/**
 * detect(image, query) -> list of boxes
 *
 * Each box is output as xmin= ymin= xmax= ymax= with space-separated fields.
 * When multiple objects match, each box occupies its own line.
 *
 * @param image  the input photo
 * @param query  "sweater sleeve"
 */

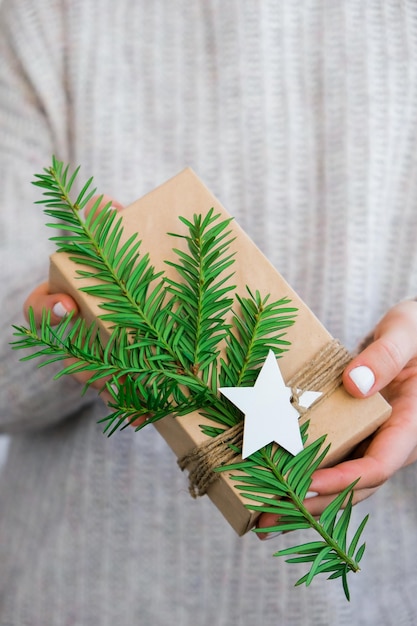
xmin=0 ymin=0 xmax=101 ymax=433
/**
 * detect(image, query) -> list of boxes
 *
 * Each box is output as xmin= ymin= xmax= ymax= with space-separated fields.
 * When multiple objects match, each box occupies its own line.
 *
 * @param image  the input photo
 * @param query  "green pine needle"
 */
xmin=11 ymin=157 xmax=368 ymax=599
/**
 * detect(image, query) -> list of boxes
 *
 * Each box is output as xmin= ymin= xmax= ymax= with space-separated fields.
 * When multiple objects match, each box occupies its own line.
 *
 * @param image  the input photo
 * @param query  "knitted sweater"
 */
xmin=1 ymin=1 xmax=417 ymax=624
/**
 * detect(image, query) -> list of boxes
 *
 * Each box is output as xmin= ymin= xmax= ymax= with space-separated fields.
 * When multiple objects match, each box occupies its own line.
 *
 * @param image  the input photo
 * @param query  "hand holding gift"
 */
xmin=24 ymin=275 xmax=417 ymax=523
xmin=15 ymin=159 xmax=397 ymax=598
xmin=293 ymin=300 xmax=417 ymax=520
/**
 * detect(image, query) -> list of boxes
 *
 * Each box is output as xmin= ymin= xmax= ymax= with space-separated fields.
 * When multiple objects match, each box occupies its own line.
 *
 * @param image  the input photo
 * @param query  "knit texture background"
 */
xmin=1 ymin=1 xmax=417 ymax=624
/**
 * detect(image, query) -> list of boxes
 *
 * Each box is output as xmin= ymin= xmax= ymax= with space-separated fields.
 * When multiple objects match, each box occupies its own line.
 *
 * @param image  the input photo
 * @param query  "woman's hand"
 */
xmin=258 ymin=299 xmax=417 ymax=536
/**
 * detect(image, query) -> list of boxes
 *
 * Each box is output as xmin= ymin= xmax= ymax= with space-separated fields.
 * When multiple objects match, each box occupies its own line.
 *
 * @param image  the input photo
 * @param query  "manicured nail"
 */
xmin=52 ymin=302 xmax=69 ymax=318
xmin=263 ymin=531 xmax=283 ymax=541
xmin=348 ymin=365 xmax=375 ymax=395
xmin=305 ymin=491 xmax=319 ymax=499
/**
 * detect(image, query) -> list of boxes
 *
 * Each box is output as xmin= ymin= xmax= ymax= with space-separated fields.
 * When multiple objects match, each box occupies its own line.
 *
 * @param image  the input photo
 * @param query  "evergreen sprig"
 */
xmin=216 ymin=423 xmax=366 ymax=601
xmin=165 ymin=211 xmax=236 ymax=378
xmin=11 ymin=157 xmax=368 ymax=599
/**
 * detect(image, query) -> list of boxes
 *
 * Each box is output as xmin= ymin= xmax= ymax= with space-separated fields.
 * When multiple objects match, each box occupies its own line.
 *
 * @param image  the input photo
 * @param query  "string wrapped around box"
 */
xmin=179 ymin=339 xmax=352 ymax=498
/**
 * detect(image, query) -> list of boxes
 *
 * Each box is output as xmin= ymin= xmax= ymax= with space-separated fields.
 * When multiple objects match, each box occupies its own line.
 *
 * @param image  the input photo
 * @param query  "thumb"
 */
xmin=343 ymin=300 xmax=417 ymax=397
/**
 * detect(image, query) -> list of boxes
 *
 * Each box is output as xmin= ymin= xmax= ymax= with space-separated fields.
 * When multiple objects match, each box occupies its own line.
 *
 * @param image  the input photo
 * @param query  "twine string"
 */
xmin=178 ymin=422 xmax=244 ymax=498
xmin=178 ymin=339 xmax=352 ymax=498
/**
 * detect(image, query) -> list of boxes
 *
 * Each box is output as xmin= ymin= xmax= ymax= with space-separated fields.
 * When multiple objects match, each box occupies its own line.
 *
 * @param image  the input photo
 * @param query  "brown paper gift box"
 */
xmin=49 ymin=168 xmax=392 ymax=536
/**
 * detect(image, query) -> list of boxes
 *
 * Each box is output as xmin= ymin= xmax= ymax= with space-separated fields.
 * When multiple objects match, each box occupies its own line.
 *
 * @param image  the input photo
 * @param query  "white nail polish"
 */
xmin=305 ymin=491 xmax=319 ymax=499
xmin=263 ymin=531 xmax=283 ymax=541
xmin=348 ymin=365 xmax=375 ymax=395
xmin=52 ymin=302 xmax=68 ymax=318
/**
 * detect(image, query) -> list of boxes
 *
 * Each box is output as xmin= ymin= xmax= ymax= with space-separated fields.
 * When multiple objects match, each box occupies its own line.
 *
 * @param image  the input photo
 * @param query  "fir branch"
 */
xmin=34 ymin=158 xmax=184 ymax=373
xmin=165 ymin=209 xmax=236 ymax=379
xmin=216 ymin=426 xmax=367 ymax=600
xmin=28 ymin=158 xmax=299 ymax=432
xmin=12 ymin=308 xmax=212 ymax=420
xmin=11 ymin=158 xmax=369 ymax=599
xmin=220 ymin=289 xmax=297 ymax=388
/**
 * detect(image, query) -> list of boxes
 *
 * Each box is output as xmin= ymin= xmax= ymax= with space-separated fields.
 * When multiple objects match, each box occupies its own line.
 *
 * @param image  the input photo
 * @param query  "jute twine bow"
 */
xmin=178 ymin=339 xmax=352 ymax=498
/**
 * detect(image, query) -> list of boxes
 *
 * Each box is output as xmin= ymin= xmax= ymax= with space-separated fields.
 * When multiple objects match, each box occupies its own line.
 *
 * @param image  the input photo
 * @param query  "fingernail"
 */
xmin=305 ymin=491 xmax=319 ymax=499
xmin=348 ymin=365 xmax=375 ymax=395
xmin=263 ymin=531 xmax=283 ymax=541
xmin=52 ymin=302 xmax=69 ymax=318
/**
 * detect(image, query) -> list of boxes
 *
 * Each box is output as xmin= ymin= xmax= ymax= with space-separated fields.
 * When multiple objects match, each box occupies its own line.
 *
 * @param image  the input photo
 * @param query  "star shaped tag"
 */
xmin=219 ymin=350 xmax=322 ymax=459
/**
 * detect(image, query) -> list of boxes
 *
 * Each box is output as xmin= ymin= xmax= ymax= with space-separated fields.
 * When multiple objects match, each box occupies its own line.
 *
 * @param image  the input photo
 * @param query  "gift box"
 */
xmin=49 ymin=168 xmax=391 ymax=536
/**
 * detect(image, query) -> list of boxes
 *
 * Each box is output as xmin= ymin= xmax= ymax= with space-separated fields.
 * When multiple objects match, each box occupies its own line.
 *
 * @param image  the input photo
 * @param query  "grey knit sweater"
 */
xmin=2 ymin=1 xmax=417 ymax=624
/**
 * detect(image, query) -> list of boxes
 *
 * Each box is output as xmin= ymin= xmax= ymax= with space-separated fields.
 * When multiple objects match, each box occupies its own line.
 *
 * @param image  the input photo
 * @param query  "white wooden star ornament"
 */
xmin=219 ymin=350 xmax=322 ymax=459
